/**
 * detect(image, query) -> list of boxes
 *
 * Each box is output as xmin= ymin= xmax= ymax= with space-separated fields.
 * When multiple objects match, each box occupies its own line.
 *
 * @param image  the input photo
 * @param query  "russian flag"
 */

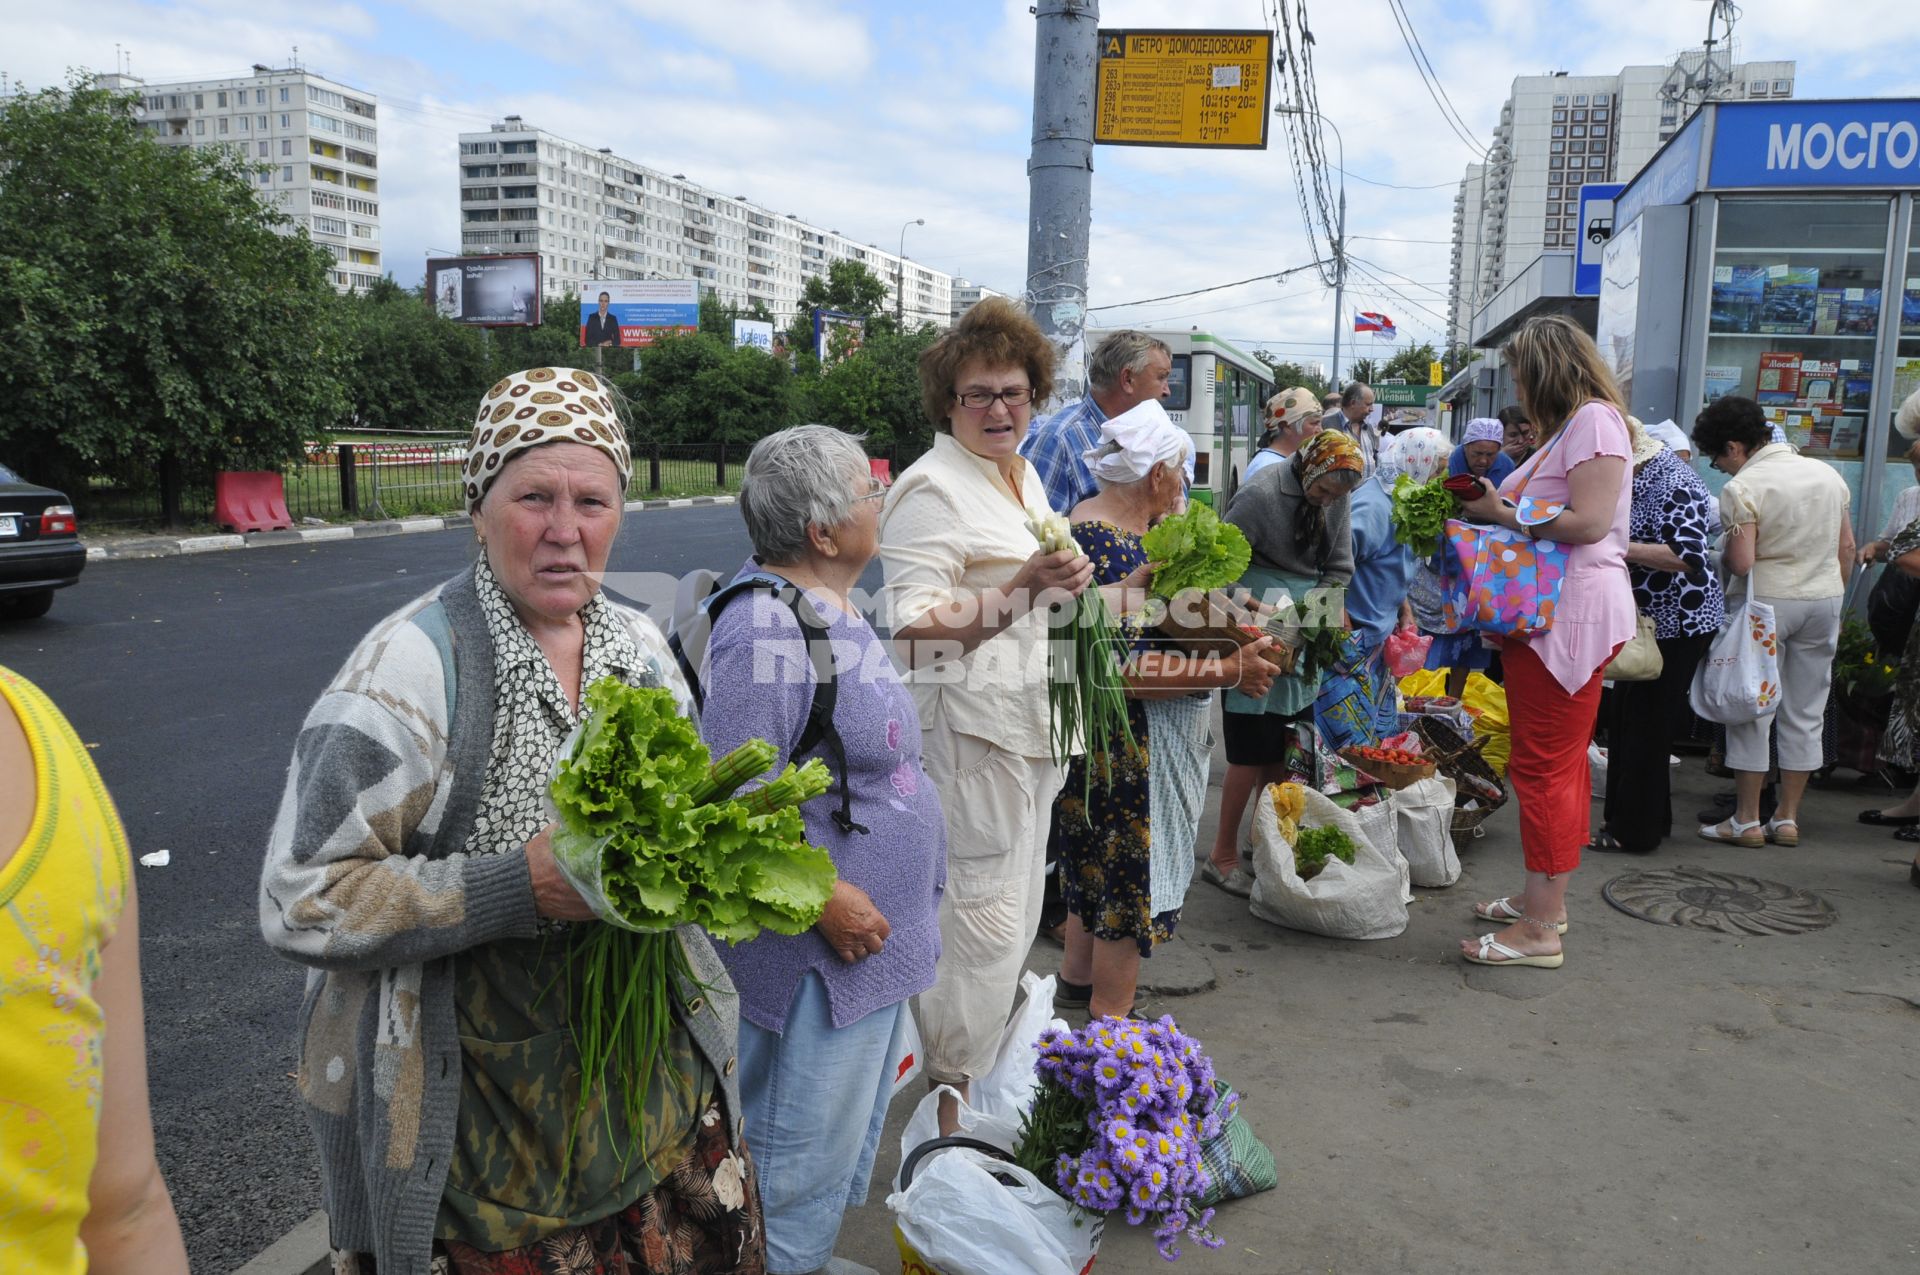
xmin=1354 ymin=311 xmax=1395 ymax=337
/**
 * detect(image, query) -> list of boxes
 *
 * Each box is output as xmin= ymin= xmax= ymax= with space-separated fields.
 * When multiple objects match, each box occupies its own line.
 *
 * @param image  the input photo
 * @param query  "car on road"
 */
xmin=0 ymin=462 xmax=85 ymax=619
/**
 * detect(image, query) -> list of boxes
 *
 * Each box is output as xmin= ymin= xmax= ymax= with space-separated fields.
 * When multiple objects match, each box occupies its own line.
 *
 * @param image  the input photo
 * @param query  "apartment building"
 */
xmin=108 ymin=66 xmax=382 ymax=293
xmin=457 ymin=117 xmax=955 ymax=327
xmin=1448 ymin=60 xmax=1795 ymax=344
xmin=950 ymin=278 xmax=1009 ymax=324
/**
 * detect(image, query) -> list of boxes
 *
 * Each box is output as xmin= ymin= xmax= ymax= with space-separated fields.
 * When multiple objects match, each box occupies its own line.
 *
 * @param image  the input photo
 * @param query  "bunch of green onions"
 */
xmin=564 ymin=742 xmax=831 ymax=1169
xmin=1028 ymin=507 xmax=1136 ymax=813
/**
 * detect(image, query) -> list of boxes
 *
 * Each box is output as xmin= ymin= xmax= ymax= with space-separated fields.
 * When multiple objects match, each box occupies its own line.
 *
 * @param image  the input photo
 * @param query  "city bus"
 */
xmin=1086 ymin=327 xmax=1276 ymax=508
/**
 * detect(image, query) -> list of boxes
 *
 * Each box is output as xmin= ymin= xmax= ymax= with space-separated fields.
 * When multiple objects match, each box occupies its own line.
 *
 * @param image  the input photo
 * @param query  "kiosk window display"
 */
xmin=1600 ymin=97 xmax=1920 ymax=533
xmin=1704 ymin=197 xmax=1892 ymax=509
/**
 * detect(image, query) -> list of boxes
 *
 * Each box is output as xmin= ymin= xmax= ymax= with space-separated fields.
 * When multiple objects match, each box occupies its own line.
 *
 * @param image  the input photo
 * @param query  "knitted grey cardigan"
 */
xmin=1224 ymin=458 xmax=1355 ymax=587
xmin=259 ymin=565 xmax=743 ymax=1273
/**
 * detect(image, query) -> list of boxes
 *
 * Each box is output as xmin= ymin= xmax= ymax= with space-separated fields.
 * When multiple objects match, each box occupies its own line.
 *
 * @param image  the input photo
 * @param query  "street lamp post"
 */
xmin=897 ymin=217 xmax=924 ymax=326
xmin=1274 ymin=104 xmax=1346 ymax=388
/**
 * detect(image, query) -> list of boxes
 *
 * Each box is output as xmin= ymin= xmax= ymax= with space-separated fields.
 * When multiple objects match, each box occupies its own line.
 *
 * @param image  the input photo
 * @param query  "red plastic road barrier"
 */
xmin=868 ymin=458 xmax=892 ymax=485
xmin=215 ymin=471 xmax=295 ymax=533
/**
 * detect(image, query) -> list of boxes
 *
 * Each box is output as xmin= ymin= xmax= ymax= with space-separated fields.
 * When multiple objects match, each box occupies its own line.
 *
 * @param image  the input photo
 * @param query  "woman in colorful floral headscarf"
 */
xmin=1204 ymin=429 xmax=1363 ymax=895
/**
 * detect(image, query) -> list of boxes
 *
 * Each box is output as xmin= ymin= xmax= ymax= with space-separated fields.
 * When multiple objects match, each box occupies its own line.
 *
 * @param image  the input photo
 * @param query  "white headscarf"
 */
xmin=1644 ymin=418 xmax=1691 ymax=454
xmin=1378 ymin=427 xmax=1449 ymax=486
xmin=1082 ymin=399 xmax=1194 ymax=488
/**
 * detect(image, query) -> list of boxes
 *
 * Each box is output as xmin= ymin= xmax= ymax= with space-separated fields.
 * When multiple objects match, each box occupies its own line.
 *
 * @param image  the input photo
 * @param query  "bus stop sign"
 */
xmin=1095 ymin=29 xmax=1273 ymax=149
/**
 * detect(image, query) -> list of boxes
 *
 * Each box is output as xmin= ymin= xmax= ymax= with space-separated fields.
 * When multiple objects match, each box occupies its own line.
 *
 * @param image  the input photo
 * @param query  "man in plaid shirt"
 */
xmin=1020 ymin=330 xmax=1174 ymax=513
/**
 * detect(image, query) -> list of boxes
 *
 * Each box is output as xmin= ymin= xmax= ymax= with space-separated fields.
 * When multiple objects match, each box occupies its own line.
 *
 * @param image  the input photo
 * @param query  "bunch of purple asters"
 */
xmin=1013 ymin=1013 xmax=1235 ymax=1261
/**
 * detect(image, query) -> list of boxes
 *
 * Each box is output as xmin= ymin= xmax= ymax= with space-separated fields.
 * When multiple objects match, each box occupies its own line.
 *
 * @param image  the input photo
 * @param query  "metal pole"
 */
xmin=1025 ymin=0 xmax=1099 ymax=401
xmin=897 ymin=218 xmax=923 ymax=327
xmin=1330 ymin=184 xmax=1346 ymax=389
xmin=1276 ymin=103 xmax=1345 ymax=389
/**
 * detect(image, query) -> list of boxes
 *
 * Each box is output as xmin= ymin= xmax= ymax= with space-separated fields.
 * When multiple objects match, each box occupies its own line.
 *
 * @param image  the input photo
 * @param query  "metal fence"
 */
xmin=75 ymin=440 xmax=778 ymax=530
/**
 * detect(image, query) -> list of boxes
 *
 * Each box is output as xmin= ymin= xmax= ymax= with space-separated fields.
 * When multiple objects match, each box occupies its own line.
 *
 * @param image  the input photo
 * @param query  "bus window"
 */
xmin=1166 ymin=354 xmax=1192 ymax=411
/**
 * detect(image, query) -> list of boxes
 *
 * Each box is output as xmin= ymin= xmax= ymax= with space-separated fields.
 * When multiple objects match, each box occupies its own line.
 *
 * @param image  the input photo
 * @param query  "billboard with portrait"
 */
xmin=426 ymin=254 xmax=542 ymax=327
xmin=813 ymin=308 xmax=867 ymax=364
xmin=579 ymin=280 xmax=700 ymax=349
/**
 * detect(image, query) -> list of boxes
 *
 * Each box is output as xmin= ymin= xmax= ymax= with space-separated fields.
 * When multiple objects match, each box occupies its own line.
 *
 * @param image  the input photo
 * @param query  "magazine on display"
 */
xmin=1757 ymin=351 xmax=1803 ymax=405
xmin=1704 ymin=365 xmax=1743 ymax=402
xmin=1710 ymin=263 xmax=1767 ymax=333
xmin=1758 ymin=267 xmax=1820 ymax=335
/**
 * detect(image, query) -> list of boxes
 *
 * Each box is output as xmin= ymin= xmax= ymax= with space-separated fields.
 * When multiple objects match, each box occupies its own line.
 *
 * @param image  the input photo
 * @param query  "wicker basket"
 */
xmin=1411 ymin=717 xmax=1508 ymax=834
xmin=1337 ymin=748 xmax=1437 ymax=790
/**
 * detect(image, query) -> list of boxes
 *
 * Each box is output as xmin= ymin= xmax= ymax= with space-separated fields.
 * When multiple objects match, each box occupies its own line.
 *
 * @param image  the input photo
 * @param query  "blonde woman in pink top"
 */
xmin=1451 ymin=316 xmax=1636 ymax=969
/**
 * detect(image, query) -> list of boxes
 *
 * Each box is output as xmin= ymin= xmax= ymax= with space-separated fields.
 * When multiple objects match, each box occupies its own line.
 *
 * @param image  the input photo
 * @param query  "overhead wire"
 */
xmin=1382 ymin=0 xmax=1488 ymax=159
xmin=1087 ymin=259 xmax=1333 ymax=313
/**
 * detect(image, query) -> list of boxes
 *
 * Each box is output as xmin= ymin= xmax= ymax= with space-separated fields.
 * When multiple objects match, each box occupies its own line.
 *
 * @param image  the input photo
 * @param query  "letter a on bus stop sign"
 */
xmin=1094 ymin=29 xmax=1273 ymax=149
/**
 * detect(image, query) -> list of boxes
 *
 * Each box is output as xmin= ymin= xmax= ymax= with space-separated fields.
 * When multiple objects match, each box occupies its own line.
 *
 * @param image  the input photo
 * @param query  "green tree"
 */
xmin=1252 ymin=353 xmax=1330 ymax=398
xmin=1345 ymin=358 xmax=1380 ymax=385
xmin=338 ymin=278 xmax=487 ymax=432
xmin=1377 ymin=342 xmax=1442 ymax=388
xmin=802 ymin=324 xmax=941 ymax=456
xmin=629 ymin=331 xmax=796 ymax=446
xmin=783 ymin=259 xmax=893 ymax=354
xmin=0 ymin=76 xmax=347 ymax=513
xmin=698 ymin=291 xmax=775 ymax=340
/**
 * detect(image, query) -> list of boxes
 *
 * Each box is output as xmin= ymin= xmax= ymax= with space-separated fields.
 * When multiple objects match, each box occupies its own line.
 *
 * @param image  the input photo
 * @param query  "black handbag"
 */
xmin=1867 ymin=564 xmax=1920 ymax=657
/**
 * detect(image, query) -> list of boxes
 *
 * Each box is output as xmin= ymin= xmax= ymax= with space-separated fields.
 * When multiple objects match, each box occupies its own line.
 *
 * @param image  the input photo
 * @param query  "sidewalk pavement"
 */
xmin=82 ymin=495 xmax=736 ymax=561
xmin=238 ymin=739 xmax=1920 ymax=1275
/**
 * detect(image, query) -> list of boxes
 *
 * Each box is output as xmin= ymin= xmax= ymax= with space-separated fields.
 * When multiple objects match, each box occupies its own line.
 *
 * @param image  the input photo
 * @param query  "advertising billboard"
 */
xmin=426 ymin=254 xmax=542 ymax=327
xmin=579 ymin=280 xmax=700 ymax=348
xmin=732 ymin=319 xmax=775 ymax=352
xmin=813 ymin=309 xmax=867 ymax=364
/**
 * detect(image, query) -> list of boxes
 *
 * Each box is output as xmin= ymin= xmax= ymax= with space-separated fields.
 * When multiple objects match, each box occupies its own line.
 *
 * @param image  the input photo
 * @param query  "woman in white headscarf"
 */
xmin=1048 ymin=402 xmax=1278 ymax=1020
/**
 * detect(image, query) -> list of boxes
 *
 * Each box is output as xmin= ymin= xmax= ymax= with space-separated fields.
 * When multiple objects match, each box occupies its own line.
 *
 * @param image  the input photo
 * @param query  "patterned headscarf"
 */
xmin=1463 ymin=417 xmax=1505 ymax=445
xmin=465 ymin=367 xmax=631 ymax=511
xmin=1378 ymin=427 xmax=1449 ymax=486
xmin=1289 ymin=428 xmax=1365 ymax=563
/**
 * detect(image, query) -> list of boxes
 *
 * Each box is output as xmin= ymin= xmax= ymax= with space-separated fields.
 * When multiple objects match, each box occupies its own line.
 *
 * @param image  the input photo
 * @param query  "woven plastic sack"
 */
xmin=1248 ymin=786 xmax=1410 ymax=940
xmin=1389 ymin=776 xmax=1461 ymax=887
xmin=1195 ymin=1079 xmax=1277 ymax=1207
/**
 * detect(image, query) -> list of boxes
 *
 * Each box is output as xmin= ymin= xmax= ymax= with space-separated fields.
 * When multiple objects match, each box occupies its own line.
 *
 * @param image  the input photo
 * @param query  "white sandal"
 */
xmin=1464 ymin=932 xmax=1565 ymax=969
xmin=1698 ymin=816 xmax=1764 ymax=847
xmin=1765 ymin=818 xmax=1800 ymax=847
xmin=1471 ymin=897 xmax=1569 ymax=935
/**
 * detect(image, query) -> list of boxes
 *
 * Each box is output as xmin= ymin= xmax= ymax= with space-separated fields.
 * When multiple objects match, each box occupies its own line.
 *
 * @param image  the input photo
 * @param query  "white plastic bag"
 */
xmin=1588 ymin=741 xmax=1607 ymax=800
xmin=893 ymin=972 xmax=1060 ymax=1190
xmin=1689 ymin=599 xmax=1780 ymax=725
xmin=887 ymin=1145 xmax=1102 ymax=1275
xmin=1389 ymin=776 xmax=1460 ymax=888
xmin=1248 ymin=786 xmax=1412 ymax=939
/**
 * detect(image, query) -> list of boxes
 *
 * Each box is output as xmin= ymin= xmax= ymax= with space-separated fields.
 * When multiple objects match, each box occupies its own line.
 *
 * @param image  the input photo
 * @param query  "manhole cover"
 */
xmin=1602 ymin=866 xmax=1837 ymax=936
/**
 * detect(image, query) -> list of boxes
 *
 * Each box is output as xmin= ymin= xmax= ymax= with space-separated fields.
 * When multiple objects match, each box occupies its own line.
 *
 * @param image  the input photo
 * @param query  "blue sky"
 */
xmin=9 ymin=0 xmax=1920 ymax=368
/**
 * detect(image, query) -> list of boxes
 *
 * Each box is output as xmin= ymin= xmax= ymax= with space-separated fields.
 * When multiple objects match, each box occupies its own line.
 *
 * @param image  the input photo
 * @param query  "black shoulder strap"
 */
xmin=704 ymin=575 xmax=867 ymax=836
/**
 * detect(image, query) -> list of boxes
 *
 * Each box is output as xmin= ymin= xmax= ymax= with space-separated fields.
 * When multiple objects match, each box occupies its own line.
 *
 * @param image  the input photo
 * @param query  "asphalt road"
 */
xmin=0 ymin=505 xmax=762 ymax=1272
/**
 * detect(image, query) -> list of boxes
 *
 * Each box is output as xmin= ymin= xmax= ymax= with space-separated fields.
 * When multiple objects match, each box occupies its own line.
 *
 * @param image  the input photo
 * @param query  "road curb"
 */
xmin=232 ymin=1209 xmax=329 ymax=1275
xmin=82 ymin=496 xmax=736 ymax=562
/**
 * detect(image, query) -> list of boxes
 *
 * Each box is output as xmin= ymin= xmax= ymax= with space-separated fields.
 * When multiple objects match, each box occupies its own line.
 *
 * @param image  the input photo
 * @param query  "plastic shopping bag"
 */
xmin=1382 ymin=626 xmax=1434 ymax=677
xmin=1248 ymin=786 xmax=1411 ymax=939
xmin=893 ymin=972 xmax=1059 ymax=1188
xmin=889 ymin=1144 xmax=1102 ymax=1275
xmin=1459 ymin=674 xmax=1511 ymax=777
xmin=1689 ymin=599 xmax=1780 ymax=725
xmin=1389 ymin=775 xmax=1461 ymax=888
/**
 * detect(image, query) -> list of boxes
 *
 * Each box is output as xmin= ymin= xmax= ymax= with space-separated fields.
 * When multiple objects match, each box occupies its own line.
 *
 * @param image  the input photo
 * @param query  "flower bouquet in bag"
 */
xmin=546 ymin=677 xmax=837 ymax=1163
xmin=1013 ymin=1015 xmax=1236 ymax=1261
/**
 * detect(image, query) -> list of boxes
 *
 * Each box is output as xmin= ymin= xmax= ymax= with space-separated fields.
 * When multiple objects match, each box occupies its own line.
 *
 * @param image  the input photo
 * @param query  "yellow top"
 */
xmin=0 ymin=665 xmax=130 ymax=1275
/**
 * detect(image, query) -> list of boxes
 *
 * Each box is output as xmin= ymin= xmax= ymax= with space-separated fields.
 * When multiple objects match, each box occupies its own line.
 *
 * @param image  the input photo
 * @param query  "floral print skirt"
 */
xmin=334 ymin=1112 xmax=764 ymax=1275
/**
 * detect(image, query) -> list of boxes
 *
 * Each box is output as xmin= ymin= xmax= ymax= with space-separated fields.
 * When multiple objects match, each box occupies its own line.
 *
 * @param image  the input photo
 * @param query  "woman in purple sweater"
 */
xmin=699 ymin=425 xmax=945 ymax=1275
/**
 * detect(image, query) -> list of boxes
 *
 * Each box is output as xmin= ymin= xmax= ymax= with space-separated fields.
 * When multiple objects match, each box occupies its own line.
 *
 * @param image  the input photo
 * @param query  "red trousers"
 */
xmin=1502 ymin=638 xmax=1609 ymax=875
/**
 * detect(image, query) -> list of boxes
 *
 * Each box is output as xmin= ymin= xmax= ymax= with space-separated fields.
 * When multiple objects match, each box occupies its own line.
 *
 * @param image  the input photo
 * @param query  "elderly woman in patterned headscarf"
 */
xmin=261 ymin=368 xmax=766 ymax=1275
xmin=1204 ymin=430 xmax=1364 ymax=894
